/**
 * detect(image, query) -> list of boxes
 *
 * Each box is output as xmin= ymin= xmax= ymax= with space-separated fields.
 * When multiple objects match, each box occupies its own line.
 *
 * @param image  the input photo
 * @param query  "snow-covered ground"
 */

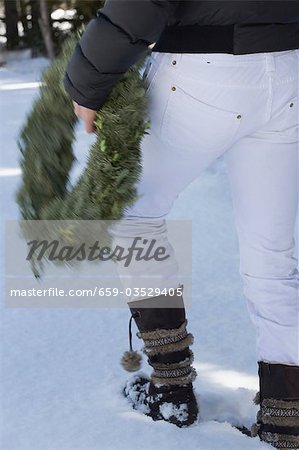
xmin=0 ymin=57 xmax=270 ymax=450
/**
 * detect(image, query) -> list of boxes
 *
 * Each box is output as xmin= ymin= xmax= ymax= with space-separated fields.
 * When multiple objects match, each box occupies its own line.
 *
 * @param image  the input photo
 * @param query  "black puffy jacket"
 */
xmin=64 ymin=1 xmax=299 ymax=111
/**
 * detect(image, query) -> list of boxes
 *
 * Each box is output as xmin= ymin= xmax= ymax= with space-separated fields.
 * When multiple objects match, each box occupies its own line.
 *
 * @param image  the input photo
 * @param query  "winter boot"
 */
xmin=121 ymin=286 xmax=199 ymax=427
xmin=251 ymin=362 xmax=299 ymax=449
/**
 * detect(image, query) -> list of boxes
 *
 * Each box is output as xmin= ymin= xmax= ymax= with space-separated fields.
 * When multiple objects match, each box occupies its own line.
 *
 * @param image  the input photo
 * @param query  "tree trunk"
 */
xmin=31 ymin=1 xmax=41 ymax=40
xmin=4 ymin=0 xmax=19 ymax=49
xmin=24 ymin=0 xmax=43 ymax=53
xmin=38 ymin=0 xmax=55 ymax=60
xmin=19 ymin=0 xmax=29 ymax=39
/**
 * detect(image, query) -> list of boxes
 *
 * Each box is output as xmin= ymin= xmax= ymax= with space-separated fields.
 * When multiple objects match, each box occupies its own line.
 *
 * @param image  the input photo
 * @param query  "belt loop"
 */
xmin=169 ymin=53 xmax=183 ymax=79
xmin=265 ymin=53 xmax=275 ymax=73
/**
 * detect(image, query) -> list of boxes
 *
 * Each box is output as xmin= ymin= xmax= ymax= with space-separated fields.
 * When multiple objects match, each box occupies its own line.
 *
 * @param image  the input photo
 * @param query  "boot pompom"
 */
xmin=121 ymin=350 xmax=142 ymax=372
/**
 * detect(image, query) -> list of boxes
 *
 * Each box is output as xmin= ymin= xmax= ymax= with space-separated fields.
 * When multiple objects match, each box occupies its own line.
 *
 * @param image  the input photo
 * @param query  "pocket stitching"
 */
xmin=161 ymin=85 xmax=242 ymax=150
xmin=143 ymin=59 xmax=160 ymax=96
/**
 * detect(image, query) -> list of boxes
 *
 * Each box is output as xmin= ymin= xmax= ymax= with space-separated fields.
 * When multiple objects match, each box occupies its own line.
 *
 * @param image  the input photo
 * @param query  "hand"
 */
xmin=73 ymin=101 xmax=97 ymax=134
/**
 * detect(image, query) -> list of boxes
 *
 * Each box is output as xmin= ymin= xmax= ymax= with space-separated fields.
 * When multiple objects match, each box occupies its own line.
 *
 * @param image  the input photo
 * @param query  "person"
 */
xmin=64 ymin=1 xmax=299 ymax=448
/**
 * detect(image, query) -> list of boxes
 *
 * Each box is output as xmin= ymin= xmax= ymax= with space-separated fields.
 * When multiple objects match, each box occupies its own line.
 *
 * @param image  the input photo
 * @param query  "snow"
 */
xmin=159 ymin=402 xmax=189 ymax=422
xmin=123 ymin=374 xmax=151 ymax=415
xmin=0 ymin=57 xmax=271 ymax=450
xmin=51 ymin=9 xmax=76 ymax=21
xmin=51 ymin=8 xmax=76 ymax=31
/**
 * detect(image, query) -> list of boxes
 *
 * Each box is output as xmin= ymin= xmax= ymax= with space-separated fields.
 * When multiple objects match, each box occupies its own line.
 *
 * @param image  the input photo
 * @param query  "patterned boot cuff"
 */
xmin=137 ymin=320 xmax=194 ymax=356
xmin=251 ymin=393 xmax=299 ymax=449
xmin=259 ymin=432 xmax=299 ymax=449
xmin=150 ymin=351 xmax=197 ymax=386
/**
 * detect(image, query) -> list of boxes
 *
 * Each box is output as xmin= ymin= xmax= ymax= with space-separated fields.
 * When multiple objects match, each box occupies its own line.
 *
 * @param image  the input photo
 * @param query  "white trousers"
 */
xmin=111 ymin=49 xmax=299 ymax=366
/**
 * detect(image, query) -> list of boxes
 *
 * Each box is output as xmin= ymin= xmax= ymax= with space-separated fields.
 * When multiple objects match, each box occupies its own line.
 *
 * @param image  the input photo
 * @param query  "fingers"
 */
xmin=83 ymin=109 xmax=96 ymax=133
xmin=73 ymin=100 xmax=78 ymax=114
xmin=73 ymin=101 xmax=97 ymax=134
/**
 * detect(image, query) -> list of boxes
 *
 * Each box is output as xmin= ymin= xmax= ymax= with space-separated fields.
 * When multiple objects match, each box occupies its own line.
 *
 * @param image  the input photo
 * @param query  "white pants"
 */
xmin=111 ymin=49 xmax=299 ymax=366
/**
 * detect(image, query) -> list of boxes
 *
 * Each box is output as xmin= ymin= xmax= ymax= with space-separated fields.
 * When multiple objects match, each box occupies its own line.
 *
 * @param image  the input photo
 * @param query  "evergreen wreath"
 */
xmin=16 ymin=32 xmax=150 ymax=277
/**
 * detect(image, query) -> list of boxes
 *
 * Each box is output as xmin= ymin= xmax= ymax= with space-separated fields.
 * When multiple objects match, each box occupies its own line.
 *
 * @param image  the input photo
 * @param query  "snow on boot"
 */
xmin=124 ymin=373 xmax=198 ymax=427
xmin=251 ymin=362 xmax=299 ymax=449
xmin=122 ymin=286 xmax=199 ymax=428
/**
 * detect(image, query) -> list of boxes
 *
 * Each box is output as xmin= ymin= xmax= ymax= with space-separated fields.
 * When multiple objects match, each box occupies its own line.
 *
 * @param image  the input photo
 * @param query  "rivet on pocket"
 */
xmin=236 ymin=114 xmax=242 ymax=120
xmin=171 ymin=86 xmax=176 ymax=91
xmin=289 ymin=102 xmax=294 ymax=108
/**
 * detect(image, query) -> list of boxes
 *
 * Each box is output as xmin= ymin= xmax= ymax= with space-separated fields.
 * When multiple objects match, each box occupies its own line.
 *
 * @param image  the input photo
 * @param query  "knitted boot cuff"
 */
xmin=251 ymin=392 xmax=299 ymax=448
xmin=259 ymin=431 xmax=299 ymax=449
xmin=137 ymin=320 xmax=194 ymax=356
xmin=151 ymin=367 xmax=197 ymax=386
xmin=150 ymin=351 xmax=197 ymax=386
xmin=252 ymin=394 xmax=299 ymax=428
xmin=261 ymin=398 xmax=299 ymax=427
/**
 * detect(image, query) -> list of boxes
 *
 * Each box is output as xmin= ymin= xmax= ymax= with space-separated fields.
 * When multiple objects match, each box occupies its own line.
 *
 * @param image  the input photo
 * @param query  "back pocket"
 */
xmin=160 ymin=85 xmax=242 ymax=152
xmin=257 ymin=94 xmax=298 ymax=144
